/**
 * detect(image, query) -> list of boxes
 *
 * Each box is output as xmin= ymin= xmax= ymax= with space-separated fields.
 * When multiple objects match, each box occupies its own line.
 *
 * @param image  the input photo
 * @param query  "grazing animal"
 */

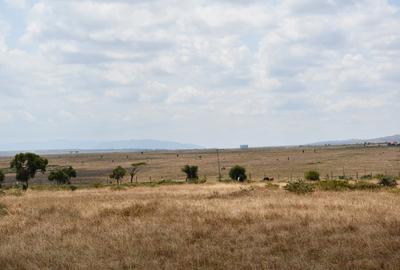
xmin=263 ymin=177 xmax=274 ymax=181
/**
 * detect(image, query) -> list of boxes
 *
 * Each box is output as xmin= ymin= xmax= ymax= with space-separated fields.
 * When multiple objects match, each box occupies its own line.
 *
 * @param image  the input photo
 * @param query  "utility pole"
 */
xmin=216 ymin=149 xmax=222 ymax=181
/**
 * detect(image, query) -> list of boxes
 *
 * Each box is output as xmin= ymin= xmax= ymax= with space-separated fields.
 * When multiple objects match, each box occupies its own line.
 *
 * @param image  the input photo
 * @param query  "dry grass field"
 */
xmin=1 ymin=183 xmax=400 ymax=269
xmin=1 ymin=145 xmax=399 ymax=185
xmin=1 ymin=145 xmax=400 ymax=269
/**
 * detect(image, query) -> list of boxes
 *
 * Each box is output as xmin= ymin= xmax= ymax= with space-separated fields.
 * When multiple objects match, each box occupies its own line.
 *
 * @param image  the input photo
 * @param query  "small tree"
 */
xmin=182 ymin=165 xmax=199 ymax=181
xmin=10 ymin=153 xmax=48 ymax=189
xmin=129 ymin=162 xmax=146 ymax=183
xmin=0 ymin=170 xmax=4 ymax=188
xmin=110 ymin=166 xmax=127 ymax=185
xmin=305 ymin=170 xmax=320 ymax=181
xmin=48 ymin=166 xmax=77 ymax=185
xmin=229 ymin=165 xmax=247 ymax=182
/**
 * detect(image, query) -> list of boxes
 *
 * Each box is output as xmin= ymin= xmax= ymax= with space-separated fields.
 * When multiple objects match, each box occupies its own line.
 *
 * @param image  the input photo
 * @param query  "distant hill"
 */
xmin=0 ymin=139 xmax=203 ymax=153
xmin=311 ymin=134 xmax=400 ymax=146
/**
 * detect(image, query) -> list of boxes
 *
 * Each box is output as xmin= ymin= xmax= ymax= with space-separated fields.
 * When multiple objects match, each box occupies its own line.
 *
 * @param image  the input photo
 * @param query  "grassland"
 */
xmin=1 ymin=183 xmax=400 ymax=269
xmin=0 ymin=145 xmax=399 ymax=269
xmin=1 ymin=145 xmax=399 ymax=185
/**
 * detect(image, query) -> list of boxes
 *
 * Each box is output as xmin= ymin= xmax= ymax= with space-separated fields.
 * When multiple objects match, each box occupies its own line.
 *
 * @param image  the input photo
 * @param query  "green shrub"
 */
xmin=304 ymin=170 xmax=320 ymax=181
xmin=378 ymin=176 xmax=397 ymax=187
xmin=351 ymin=181 xmax=381 ymax=190
xmin=360 ymin=174 xmax=373 ymax=180
xmin=0 ymin=203 xmax=8 ymax=216
xmin=229 ymin=166 xmax=247 ymax=182
xmin=338 ymin=175 xmax=353 ymax=180
xmin=91 ymin=183 xmax=104 ymax=189
xmin=285 ymin=180 xmax=315 ymax=194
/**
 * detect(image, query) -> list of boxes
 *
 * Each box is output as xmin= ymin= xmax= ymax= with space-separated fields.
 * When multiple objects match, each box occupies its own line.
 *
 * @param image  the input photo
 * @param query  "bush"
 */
xmin=229 ymin=165 xmax=247 ymax=182
xmin=315 ymin=180 xmax=382 ymax=191
xmin=0 ymin=203 xmax=8 ymax=216
xmin=378 ymin=176 xmax=397 ymax=187
xmin=0 ymin=170 xmax=4 ymax=188
xmin=360 ymin=174 xmax=373 ymax=180
xmin=48 ymin=166 xmax=77 ymax=185
xmin=91 ymin=183 xmax=104 ymax=189
xmin=351 ymin=181 xmax=381 ymax=190
xmin=304 ymin=170 xmax=320 ymax=181
xmin=284 ymin=180 xmax=315 ymax=194
xmin=181 ymin=165 xmax=199 ymax=181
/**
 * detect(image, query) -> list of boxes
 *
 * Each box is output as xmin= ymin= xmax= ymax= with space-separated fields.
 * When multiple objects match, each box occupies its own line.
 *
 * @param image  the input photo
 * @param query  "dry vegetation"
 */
xmin=1 ymin=145 xmax=399 ymax=185
xmin=0 ymin=145 xmax=399 ymax=269
xmin=1 ymin=183 xmax=400 ymax=269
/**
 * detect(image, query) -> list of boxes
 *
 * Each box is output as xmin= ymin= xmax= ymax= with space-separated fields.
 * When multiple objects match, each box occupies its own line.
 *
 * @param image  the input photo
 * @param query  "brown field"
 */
xmin=1 ymin=145 xmax=399 ymax=186
xmin=0 ymin=146 xmax=400 ymax=269
xmin=1 ymin=183 xmax=400 ymax=269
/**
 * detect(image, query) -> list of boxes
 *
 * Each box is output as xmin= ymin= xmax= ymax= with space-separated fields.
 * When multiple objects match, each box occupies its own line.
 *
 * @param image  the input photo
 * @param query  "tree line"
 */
xmin=0 ymin=152 xmax=252 ymax=189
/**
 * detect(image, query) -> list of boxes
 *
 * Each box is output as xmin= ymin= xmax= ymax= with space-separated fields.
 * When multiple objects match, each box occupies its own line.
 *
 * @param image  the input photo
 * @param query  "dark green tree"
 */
xmin=10 ymin=153 xmax=48 ymax=189
xmin=129 ymin=162 xmax=146 ymax=183
xmin=110 ymin=166 xmax=127 ymax=185
xmin=48 ymin=166 xmax=77 ymax=185
xmin=378 ymin=175 xmax=397 ymax=187
xmin=0 ymin=170 xmax=4 ymax=188
xmin=182 ymin=165 xmax=199 ymax=181
xmin=229 ymin=165 xmax=247 ymax=182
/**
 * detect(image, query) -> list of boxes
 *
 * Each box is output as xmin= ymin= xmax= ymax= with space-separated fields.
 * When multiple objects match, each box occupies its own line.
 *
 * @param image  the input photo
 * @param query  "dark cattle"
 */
xmin=263 ymin=177 xmax=274 ymax=181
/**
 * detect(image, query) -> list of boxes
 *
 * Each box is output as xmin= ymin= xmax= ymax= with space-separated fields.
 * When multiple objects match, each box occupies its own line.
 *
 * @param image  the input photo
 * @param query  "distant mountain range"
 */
xmin=0 ymin=139 xmax=203 ymax=153
xmin=311 ymin=134 xmax=400 ymax=146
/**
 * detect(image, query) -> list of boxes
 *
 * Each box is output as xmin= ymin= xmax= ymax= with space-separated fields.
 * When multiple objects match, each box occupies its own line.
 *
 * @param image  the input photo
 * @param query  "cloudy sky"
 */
xmin=0 ymin=0 xmax=399 ymax=148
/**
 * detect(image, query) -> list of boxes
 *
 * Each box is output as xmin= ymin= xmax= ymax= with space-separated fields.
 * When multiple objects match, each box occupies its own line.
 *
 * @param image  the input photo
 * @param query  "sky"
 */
xmin=0 ymin=0 xmax=399 ymax=148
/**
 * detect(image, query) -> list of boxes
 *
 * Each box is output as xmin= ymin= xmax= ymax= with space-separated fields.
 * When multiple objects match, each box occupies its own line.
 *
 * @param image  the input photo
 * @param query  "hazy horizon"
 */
xmin=1 ymin=0 xmax=399 ymax=148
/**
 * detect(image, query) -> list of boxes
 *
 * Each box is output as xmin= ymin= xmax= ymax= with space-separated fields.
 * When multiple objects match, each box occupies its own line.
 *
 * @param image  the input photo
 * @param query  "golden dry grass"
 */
xmin=1 ymin=183 xmax=400 ymax=269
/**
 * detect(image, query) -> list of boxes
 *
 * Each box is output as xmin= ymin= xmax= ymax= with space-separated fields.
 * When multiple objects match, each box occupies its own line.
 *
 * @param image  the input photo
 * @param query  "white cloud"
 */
xmin=0 ymin=0 xmax=399 ymax=147
xmin=5 ymin=0 xmax=28 ymax=9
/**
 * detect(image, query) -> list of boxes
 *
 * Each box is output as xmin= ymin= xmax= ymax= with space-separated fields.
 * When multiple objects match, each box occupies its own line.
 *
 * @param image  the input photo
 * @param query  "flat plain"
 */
xmin=1 ymin=145 xmax=399 ymax=185
xmin=1 ymin=145 xmax=400 ymax=270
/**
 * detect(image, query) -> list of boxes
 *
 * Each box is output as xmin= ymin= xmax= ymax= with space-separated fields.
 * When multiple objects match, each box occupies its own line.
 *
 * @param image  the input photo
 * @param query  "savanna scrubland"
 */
xmin=0 ymin=145 xmax=400 ymax=269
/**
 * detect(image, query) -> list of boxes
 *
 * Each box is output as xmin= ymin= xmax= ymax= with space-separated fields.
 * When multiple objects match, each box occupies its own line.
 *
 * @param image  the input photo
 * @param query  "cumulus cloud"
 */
xmin=0 ymin=0 xmax=399 ymax=147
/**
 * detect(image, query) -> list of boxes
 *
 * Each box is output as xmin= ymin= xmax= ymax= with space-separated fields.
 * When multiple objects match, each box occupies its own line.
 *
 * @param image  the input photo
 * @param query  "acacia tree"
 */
xmin=129 ymin=162 xmax=146 ymax=183
xmin=0 ymin=170 xmax=4 ymax=188
xmin=10 ymin=153 xmax=48 ymax=189
xmin=182 ymin=165 xmax=199 ymax=181
xmin=110 ymin=166 xmax=127 ymax=185
xmin=48 ymin=166 xmax=77 ymax=185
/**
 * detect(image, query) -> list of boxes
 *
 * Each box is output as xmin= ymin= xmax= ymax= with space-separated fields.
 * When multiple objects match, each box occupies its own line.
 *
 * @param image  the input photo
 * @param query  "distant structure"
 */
xmin=240 ymin=145 xmax=249 ymax=149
